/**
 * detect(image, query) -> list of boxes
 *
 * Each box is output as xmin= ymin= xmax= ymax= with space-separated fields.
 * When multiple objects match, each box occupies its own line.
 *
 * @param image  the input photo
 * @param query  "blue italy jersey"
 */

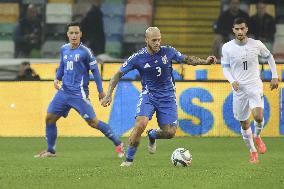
xmin=120 ymin=46 xmax=186 ymax=99
xmin=56 ymin=43 xmax=100 ymax=98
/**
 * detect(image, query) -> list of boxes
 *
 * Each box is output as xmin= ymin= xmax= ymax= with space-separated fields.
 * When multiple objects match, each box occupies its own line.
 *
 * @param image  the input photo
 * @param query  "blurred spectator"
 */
xmin=13 ymin=4 xmax=42 ymax=58
xmin=212 ymin=0 xmax=250 ymax=58
xmin=16 ymin=61 xmax=40 ymax=81
xmin=81 ymin=0 xmax=105 ymax=55
xmin=250 ymin=1 xmax=276 ymax=51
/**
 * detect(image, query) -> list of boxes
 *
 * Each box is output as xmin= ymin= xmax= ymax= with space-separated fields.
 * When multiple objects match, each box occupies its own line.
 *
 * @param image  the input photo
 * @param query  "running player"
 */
xmin=35 ymin=22 xmax=124 ymax=158
xmin=101 ymin=27 xmax=216 ymax=166
xmin=221 ymin=17 xmax=278 ymax=163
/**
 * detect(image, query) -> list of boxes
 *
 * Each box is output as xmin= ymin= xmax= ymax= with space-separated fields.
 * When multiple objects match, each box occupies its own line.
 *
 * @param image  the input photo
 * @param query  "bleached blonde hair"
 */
xmin=145 ymin=27 xmax=160 ymax=38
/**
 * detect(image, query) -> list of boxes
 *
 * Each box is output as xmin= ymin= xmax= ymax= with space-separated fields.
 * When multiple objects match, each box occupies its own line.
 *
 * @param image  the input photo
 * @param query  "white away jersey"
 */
xmin=221 ymin=38 xmax=271 ymax=84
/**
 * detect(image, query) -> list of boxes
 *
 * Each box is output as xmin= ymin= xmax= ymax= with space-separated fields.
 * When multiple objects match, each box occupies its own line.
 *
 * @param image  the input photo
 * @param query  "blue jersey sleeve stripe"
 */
xmin=221 ymin=64 xmax=230 ymax=68
xmin=262 ymin=53 xmax=271 ymax=59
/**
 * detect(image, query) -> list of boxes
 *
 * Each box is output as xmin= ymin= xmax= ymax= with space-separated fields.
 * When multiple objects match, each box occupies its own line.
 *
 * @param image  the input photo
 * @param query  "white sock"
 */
xmin=254 ymin=119 xmax=264 ymax=137
xmin=241 ymin=127 xmax=257 ymax=153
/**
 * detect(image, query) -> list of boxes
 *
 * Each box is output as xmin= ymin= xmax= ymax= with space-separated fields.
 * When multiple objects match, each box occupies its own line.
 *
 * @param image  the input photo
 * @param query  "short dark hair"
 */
xmin=233 ymin=17 xmax=248 ymax=27
xmin=67 ymin=21 xmax=81 ymax=30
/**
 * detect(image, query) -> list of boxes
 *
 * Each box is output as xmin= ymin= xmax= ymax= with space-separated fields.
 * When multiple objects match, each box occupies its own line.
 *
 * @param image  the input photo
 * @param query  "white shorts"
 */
xmin=233 ymin=82 xmax=264 ymax=121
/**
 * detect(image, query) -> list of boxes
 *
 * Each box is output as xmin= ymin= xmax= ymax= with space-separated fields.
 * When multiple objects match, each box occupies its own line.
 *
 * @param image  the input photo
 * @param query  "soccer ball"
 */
xmin=171 ymin=148 xmax=192 ymax=167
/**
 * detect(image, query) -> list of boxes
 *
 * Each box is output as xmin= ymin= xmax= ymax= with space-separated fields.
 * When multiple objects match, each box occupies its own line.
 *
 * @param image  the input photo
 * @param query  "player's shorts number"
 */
xmin=156 ymin=66 xmax=162 ymax=77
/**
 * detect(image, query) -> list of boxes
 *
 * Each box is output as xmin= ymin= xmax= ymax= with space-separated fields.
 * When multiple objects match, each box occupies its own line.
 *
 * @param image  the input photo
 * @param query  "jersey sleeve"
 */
xmin=221 ymin=44 xmax=230 ymax=68
xmin=85 ymin=48 xmax=103 ymax=93
xmin=169 ymin=46 xmax=186 ymax=63
xmin=257 ymin=40 xmax=271 ymax=59
xmin=120 ymin=53 xmax=137 ymax=75
xmin=85 ymin=48 xmax=98 ymax=70
xmin=56 ymin=48 xmax=64 ymax=80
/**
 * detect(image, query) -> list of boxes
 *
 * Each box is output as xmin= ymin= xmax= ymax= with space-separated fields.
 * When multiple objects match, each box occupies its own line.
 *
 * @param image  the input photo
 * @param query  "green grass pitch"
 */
xmin=0 ymin=137 xmax=284 ymax=189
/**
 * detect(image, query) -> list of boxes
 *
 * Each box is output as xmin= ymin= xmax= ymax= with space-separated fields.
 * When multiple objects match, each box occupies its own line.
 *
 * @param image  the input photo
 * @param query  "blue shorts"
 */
xmin=136 ymin=93 xmax=177 ymax=126
xmin=47 ymin=90 xmax=96 ymax=120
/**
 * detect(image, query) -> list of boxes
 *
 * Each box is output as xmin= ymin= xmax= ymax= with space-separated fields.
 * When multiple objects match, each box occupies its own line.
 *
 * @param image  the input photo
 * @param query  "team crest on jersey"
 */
xmin=162 ymin=55 xmax=168 ymax=64
xmin=144 ymin=63 xmax=151 ymax=68
xmin=74 ymin=54 xmax=80 ymax=61
xmin=64 ymin=55 xmax=67 ymax=59
xmin=122 ymin=61 xmax=128 ymax=67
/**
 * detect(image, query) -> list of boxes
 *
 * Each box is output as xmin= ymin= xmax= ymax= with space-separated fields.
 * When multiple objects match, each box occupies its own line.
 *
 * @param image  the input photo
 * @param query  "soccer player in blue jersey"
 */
xmin=35 ymin=22 xmax=124 ymax=158
xmin=101 ymin=27 xmax=217 ymax=166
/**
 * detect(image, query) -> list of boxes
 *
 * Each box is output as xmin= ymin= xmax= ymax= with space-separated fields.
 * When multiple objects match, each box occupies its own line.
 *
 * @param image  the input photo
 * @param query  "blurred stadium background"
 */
xmin=1 ymin=1 xmax=284 ymax=189
xmin=0 ymin=0 xmax=284 ymax=137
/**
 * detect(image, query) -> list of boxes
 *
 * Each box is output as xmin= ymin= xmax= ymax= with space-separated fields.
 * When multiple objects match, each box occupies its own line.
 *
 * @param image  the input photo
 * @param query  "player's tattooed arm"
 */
xmin=101 ymin=71 xmax=123 ymax=107
xmin=184 ymin=55 xmax=217 ymax=66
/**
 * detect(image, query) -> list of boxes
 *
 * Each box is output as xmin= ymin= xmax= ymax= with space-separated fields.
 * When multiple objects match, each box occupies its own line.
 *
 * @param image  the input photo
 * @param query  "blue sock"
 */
xmin=126 ymin=146 xmax=137 ymax=162
xmin=46 ymin=123 xmax=57 ymax=153
xmin=98 ymin=121 xmax=121 ymax=146
xmin=149 ymin=129 xmax=157 ymax=139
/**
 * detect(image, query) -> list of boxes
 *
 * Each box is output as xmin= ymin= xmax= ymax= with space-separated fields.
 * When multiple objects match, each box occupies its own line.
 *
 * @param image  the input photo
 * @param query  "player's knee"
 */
xmin=135 ymin=119 xmax=148 ymax=130
xmin=240 ymin=120 xmax=250 ymax=129
xmin=129 ymin=139 xmax=139 ymax=147
xmin=167 ymin=128 xmax=176 ymax=139
xmin=88 ymin=119 xmax=99 ymax=128
xmin=254 ymin=115 xmax=263 ymax=123
xmin=45 ymin=114 xmax=57 ymax=124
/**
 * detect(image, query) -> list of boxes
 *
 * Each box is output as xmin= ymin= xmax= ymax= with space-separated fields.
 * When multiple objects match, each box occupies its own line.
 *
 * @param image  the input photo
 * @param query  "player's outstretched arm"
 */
xmin=184 ymin=55 xmax=217 ymax=66
xmin=101 ymin=71 xmax=123 ymax=107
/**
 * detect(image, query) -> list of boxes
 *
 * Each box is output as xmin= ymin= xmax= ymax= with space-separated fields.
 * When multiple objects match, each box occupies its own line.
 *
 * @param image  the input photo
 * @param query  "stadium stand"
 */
xmin=22 ymin=0 xmax=46 ymax=4
xmin=0 ymin=23 xmax=16 ymax=40
xmin=273 ymin=24 xmax=284 ymax=59
xmin=48 ymin=0 xmax=74 ymax=3
xmin=154 ymin=0 xmax=220 ymax=58
xmin=0 ymin=3 xmax=19 ymax=23
xmin=122 ymin=0 xmax=152 ymax=57
xmin=44 ymin=24 xmax=67 ymax=40
xmin=72 ymin=3 xmax=91 ymax=21
xmin=101 ymin=0 xmax=125 ymax=57
xmin=46 ymin=3 xmax=72 ymax=24
xmin=0 ymin=40 xmax=14 ymax=58
xmin=41 ymin=40 xmax=65 ymax=58
xmin=249 ymin=3 xmax=276 ymax=17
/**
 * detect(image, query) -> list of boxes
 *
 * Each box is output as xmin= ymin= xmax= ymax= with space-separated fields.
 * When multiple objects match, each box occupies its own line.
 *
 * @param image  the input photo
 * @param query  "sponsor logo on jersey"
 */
xmin=83 ymin=114 xmax=89 ymax=119
xmin=144 ymin=63 xmax=151 ymax=68
xmin=162 ymin=55 xmax=168 ymax=64
xmin=64 ymin=55 xmax=67 ymax=59
xmin=74 ymin=54 xmax=80 ymax=61
xmin=154 ymin=60 xmax=158 ymax=64
xmin=122 ymin=61 xmax=128 ymax=67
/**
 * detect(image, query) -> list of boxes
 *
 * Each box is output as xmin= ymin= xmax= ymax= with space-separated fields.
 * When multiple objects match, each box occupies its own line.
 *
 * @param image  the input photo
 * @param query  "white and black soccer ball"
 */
xmin=171 ymin=148 xmax=192 ymax=167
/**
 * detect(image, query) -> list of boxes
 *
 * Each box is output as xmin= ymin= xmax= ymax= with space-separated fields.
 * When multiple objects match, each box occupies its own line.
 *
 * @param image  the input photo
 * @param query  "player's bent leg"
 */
xmin=121 ymin=116 xmax=149 ymax=166
xmin=87 ymin=118 xmax=124 ymax=158
xmin=147 ymin=125 xmax=176 ymax=154
xmin=252 ymin=107 xmax=266 ymax=154
xmin=35 ymin=113 xmax=60 ymax=158
xmin=240 ymin=120 xmax=259 ymax=163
